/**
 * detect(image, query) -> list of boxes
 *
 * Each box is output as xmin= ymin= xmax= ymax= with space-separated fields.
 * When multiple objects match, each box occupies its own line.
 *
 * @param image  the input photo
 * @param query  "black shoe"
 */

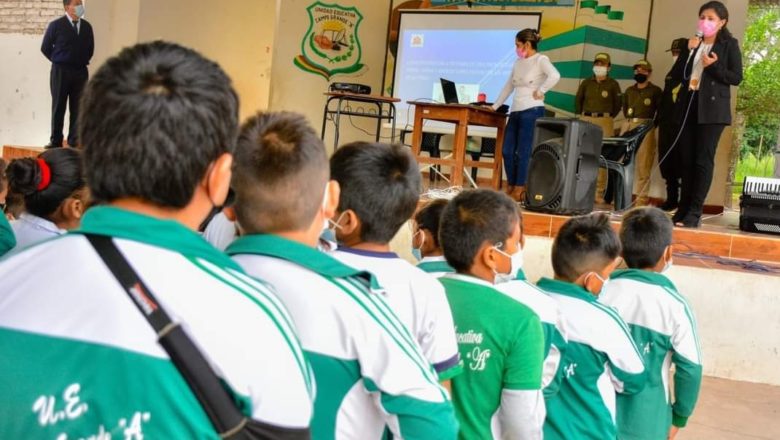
xmin=659 ymin=200 xmax=679 ymax=211
xmin=671 ymin=209 xmax=687 ymax=224
xmin=676 ymin=214 xmax=701 ymax=228
xmin=45 ymin=141 xmax=63 ymax=149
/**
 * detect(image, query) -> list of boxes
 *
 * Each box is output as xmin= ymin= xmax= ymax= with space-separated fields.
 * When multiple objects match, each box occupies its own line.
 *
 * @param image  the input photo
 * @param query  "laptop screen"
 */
xmin=440 ymin=78 xmax=459 ymax=104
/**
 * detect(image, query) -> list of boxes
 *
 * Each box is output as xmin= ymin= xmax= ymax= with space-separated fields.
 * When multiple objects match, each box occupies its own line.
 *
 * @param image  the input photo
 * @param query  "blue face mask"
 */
xmin=411 ymin=230 xmax=424 ymax=261
xmin=74 ymin=4 xmax=85 ymax=18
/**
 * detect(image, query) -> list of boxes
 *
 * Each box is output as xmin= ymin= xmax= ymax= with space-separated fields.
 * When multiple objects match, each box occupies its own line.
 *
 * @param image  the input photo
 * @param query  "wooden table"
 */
xmin=407 ymin=101 xmax=507 ymax=189
xmin=321 ymin=92 xmax=401 ymax=149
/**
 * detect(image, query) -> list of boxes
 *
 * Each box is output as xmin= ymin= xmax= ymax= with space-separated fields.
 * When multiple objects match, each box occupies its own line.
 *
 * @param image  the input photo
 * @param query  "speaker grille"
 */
xmin=526 ymin=139 xmax=565 ymax=209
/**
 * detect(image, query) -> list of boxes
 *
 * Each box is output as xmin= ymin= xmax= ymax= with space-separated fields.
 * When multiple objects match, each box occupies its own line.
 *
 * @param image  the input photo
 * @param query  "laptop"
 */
xmin=440 ymin=78 xmax=460 ymax=104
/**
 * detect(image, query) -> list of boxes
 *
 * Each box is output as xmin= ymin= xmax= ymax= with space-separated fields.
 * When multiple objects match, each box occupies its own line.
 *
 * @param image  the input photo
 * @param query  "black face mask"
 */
xmin=634 ymin=73 xmax=648 ymax=84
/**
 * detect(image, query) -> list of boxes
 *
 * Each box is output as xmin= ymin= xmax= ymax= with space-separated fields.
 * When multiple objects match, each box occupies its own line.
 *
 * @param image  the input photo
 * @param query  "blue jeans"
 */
xmin=502 ymin=106 xmax=545 ymax=186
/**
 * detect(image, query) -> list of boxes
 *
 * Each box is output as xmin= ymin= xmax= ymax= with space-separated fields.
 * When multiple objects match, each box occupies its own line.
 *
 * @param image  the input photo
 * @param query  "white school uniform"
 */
xmin=10 ymin=213 xmax=65 ymax=252
xmin=0 ymin=207 xmax=313 ymax=438
xmin=201 ymin=211 xmax=238 ymax=251
xmin=227 ymin=234 xmax=458 ymax=439
xmin=330 ymin=247 xmax=462 ymax=379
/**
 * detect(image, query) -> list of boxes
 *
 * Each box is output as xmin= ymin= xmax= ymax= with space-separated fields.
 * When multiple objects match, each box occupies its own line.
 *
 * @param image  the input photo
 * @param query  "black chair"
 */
xmin=599 ymin=122 xmax=654 ymax=211
xmin=469 ymin=138 xmax=497 ymax=182
xmin=401 ymin=130 xmax=445 ymax=182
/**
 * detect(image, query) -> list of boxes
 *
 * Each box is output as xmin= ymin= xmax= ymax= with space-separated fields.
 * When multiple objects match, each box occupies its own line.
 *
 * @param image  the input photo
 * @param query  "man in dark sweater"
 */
xmin=41 ymin=0 xmax=94 ymax=148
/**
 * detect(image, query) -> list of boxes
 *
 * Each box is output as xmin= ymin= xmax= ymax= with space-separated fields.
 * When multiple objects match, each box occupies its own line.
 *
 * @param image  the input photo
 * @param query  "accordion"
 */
xmin=739 ymin=177 xmax=780 ymax=235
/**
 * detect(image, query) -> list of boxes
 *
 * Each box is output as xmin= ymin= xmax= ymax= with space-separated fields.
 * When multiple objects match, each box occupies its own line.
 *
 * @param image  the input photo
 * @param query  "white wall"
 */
xmin=0 ymin=34 xmax=53 ymax=146
xmin=137 ymin=0 xmax=276 ymax=120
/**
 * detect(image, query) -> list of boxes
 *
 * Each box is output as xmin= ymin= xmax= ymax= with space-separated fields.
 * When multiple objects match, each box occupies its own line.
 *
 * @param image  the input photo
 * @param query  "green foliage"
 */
xmin=732 ymin=152 xmax=776 ymax=194
xmin=736 ymin=4 xmax=780 ymax=159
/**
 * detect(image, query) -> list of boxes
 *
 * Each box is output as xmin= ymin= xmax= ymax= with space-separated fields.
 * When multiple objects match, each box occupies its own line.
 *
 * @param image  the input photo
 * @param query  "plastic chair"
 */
xmin=599 ymin=122 xmax=654 ymax=211
xmin=401 ymin=130 xmax=445 ymax=182
xmin=469 ymin=138 xmax=496 ymax=182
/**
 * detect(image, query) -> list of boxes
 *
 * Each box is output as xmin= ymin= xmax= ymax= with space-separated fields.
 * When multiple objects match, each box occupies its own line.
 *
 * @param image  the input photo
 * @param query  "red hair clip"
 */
xmin=36 ymin=158 xmax=51 ymax=191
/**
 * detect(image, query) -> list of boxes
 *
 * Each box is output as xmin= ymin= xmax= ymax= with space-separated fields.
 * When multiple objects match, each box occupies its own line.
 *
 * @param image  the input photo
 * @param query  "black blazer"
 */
xmin=672 ymin=34 xmax=743 ymax=125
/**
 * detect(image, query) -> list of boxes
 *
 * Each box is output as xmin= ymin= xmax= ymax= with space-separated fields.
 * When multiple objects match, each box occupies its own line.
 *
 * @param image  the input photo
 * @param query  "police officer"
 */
xmin=575 ymin=52 xmax=622 ymax=204
xmin=657 ymin=38 xmax=688 ymax=210
xmin=621 ymin=60 xmax=662 ymax=206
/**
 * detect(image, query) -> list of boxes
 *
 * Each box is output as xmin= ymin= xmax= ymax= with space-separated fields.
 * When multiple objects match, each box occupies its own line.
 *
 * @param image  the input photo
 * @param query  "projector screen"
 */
xmin=392 ymin=11 xmax=541 ymax=134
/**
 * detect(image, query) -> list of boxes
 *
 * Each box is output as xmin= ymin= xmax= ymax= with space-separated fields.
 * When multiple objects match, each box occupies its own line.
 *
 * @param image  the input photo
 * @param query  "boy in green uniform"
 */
xmin=540 ymin=213 xmax=646 ymax=440
xmin=622 ymin=60 xmax=663 ymax=206
xmin=439 ymin=189 xmax=545 ymax=439
xmin=575 ymin=52 xmax=622 ymax=204
xmin=600 ymin=207 xmax=702 ymax=440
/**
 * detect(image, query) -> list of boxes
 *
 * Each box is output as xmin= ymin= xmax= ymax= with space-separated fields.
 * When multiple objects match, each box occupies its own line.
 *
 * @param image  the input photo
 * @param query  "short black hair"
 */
xmin=620 ymin=207 xmax=673 ymax=269
xmin=415 ymin=198 xmax=448 ymax=248
xmin=6 ymin=148 xmax=84 ymax=219
xmin=79 ymin=41 xmax=239 ymax=208
xmin=232 ymin=111 xmax=329 ymax=234
xmin=552 ymin=213 xmax=621 ymax=281
xmin=439 ymin=189 xmax=518 ymax=273
xmin=330 ymin=142 xmax=421 ymax=244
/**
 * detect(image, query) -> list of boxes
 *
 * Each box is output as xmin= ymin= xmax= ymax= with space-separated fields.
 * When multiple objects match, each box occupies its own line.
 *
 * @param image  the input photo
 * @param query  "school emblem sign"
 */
xmin=294 ymin=2 xmax=365 ymax=80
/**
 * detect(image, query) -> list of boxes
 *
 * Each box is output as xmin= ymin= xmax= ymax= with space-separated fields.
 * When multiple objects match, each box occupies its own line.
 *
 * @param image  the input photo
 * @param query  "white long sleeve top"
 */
xmin=493 ymin=53 xmax=561 ymax=112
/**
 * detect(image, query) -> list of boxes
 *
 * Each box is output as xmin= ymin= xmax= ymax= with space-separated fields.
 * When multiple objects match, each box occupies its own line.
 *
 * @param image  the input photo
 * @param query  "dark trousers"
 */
xmin=678 ymin=98 xmax=726 ymax=220
xmin=658 ymin=117 xmax=682 ymax=202
xmin=502 ymin=106 xmax=545 ymax=186
xmin=50 ymin=64 xmax=88 ymax=146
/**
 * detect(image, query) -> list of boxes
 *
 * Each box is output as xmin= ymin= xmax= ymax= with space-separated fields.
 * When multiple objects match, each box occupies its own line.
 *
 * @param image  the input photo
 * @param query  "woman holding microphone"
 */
xmin=673 ymin=1 xmax=742 ymax=228
xmin=493 ymin=28 xmax=560 ymax=202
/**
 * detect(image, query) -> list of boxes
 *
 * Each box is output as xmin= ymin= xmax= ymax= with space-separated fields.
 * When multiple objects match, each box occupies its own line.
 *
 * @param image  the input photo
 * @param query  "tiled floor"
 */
xmin=681 ymin=376 xmax=780 ymax=440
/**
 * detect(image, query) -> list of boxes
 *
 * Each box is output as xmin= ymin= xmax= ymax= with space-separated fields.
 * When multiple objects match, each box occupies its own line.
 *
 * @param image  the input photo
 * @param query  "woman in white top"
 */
xmin=7 ymin=148 xmax=86 ymax=252
xmin=493 ymin=29 xmax=560 ymax=202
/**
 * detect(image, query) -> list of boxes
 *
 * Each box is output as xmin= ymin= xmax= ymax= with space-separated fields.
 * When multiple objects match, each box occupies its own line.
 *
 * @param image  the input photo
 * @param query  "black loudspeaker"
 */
xmin=525 ymin=118 xmax=603 ymax=215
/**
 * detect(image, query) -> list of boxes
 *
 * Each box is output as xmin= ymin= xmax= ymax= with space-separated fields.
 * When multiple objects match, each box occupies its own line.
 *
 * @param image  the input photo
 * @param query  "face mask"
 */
xmin=698 ymin=19 xmax=720 ymax=38
xmin=634 ymin=73 xmax=648 ymax=84
xmin=492 ymin=244 xmax=524 ymax=284
xmin=587 ymin=272 xmax=609 ymax=295
xmin=672 ymin=55 xmax=679 ymax=63
xmin=74 ymin=4 xmax=85 ymax=18
xmin=329 ymin=211 xmax=346 ymax=232
xmin=412 ymin=230 xmax=425 ymax=261
xmin=516 ymin=47 xmax=527 ymax=59
xmin=593 ymin=66 xmax=608 ymax=77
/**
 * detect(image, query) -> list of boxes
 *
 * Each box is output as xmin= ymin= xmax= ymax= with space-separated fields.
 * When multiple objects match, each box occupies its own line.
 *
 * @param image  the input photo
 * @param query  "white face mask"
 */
xmin=661 ymin=258 xmax=673 ymax=274
xmin=74 ymin=4 xmax=85 ymax=18
xmin=672 ymin=55 xmax=679 ymax=63
xmin=492 ymin=244 xmax=524 ymax=284
xmin=587 ymin=272 xmax=609 ymax=295
xmin=593 ymin=66 xmax=608 ymax=77
xmin=329 ymin=211 xmax=347 ymax=232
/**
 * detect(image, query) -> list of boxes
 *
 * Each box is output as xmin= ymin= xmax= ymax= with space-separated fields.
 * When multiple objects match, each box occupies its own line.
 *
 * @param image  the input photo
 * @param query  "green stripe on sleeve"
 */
xmin=0 ymin=214 xmax=15 ymax=257
xmin=671 ymin=351 xmax=703 ymax=425
xmin=363 ymin=378 xmax=458 ymax=440
xmin=189 ymin=258 xmax=314 ymax=396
